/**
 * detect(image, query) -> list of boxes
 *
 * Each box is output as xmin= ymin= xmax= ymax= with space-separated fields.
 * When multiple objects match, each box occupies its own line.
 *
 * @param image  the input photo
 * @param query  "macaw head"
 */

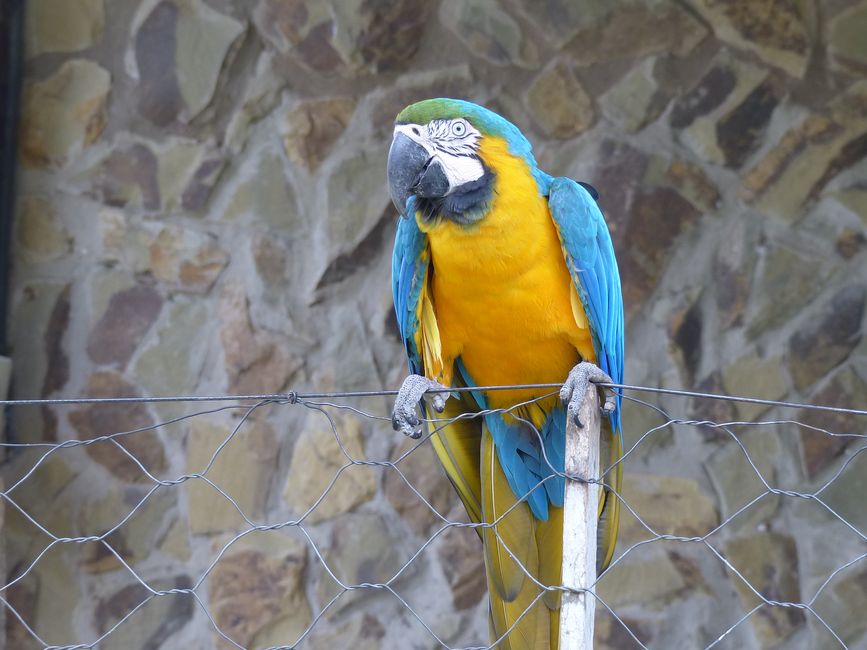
xmin=387 ymin=98 xmax=540 ymax=226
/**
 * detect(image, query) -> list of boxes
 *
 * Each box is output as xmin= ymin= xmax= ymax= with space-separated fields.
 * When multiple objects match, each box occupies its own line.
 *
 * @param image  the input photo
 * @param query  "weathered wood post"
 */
xmin=559 ymin=383 xmax=600 ymax=649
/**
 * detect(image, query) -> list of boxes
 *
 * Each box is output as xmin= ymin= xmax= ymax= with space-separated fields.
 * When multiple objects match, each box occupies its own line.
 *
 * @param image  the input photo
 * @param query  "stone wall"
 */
xmin=4 ymin=0 xmax=867 ymax=648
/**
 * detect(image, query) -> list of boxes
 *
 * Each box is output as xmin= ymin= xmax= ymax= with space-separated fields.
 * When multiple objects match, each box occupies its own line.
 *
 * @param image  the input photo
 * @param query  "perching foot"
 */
xmin=392 ymin=375 xmax=451 ymax=439
xmin=560 ymin=362 xmax=616 ymax=427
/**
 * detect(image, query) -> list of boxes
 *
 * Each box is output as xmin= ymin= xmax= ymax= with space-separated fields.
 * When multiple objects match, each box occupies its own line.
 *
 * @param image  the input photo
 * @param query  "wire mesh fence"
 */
xmin=1 ymin=383 xmax=866 ymax=649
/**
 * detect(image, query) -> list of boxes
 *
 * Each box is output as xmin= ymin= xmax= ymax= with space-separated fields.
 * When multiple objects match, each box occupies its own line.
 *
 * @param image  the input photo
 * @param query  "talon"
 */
xmin=392 ymin=374 xmax=452 ymax=438
xmin=561 ymin=361 xmax=616 ymax=425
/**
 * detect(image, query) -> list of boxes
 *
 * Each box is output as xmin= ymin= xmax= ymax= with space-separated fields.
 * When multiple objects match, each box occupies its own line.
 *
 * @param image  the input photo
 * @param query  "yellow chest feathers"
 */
xmin=414 ymin=137 xmax=595 ymax=398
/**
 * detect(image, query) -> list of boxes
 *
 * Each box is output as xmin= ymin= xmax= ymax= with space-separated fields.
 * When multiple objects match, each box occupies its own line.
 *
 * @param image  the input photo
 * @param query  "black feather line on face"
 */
xmin=416 ymin=166 xmax=495 ymax=226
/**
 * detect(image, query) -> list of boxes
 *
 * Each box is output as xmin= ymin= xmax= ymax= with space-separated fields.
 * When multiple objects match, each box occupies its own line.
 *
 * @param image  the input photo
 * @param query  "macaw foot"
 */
xmin=392 ymin=375 xmax=451 ymax=439
xmin=561 ymin=361 xmax=617 ymax=428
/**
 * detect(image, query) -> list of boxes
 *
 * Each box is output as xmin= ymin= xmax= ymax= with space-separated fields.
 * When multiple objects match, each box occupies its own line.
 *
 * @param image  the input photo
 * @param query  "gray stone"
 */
xmin=95 ymin=576 xmax=194 ymax=649
xmin=133 ymin=0 xmax=244 ymax=125
xmin=687 ymin=0 xmax=813 ymax=77
xmin=705 ymin=427 xmax=782 ymax=531
xmin=440 ymin=0 xmax=538 ymax=68
xmin=747 ymin=244 xmax=828 ymax=340
xmin=316 ymin=512 xmax=405 ymax=617
xmin=599 ymin=59 xmax=666 ymax=133
xmin=788 ymin=285 xmax=865 ymax=391
xmin=86 ymin=283 xmax=163 ymax=367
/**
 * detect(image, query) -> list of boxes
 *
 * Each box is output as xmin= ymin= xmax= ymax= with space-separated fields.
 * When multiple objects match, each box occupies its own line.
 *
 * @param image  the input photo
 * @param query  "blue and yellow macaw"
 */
xmin=388 ymin=99 xmax=624 ymax=649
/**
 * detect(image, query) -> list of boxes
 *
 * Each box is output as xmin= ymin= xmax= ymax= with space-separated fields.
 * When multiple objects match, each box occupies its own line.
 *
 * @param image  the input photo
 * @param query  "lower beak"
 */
xmin=387 ymin=133 xmax=450 ymax=217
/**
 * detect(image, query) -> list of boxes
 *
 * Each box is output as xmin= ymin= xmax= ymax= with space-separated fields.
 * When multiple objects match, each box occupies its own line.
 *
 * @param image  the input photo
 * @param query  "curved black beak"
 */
xmin=387 ymin=132 xmax=450 ymax=217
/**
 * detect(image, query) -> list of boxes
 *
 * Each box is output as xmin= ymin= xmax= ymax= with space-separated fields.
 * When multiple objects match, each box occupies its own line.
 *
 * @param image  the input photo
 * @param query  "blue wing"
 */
xmin=391 ymin=198 xmax=428 ymax=376
xmin=547 ymin=177 xmax=625 ymax=433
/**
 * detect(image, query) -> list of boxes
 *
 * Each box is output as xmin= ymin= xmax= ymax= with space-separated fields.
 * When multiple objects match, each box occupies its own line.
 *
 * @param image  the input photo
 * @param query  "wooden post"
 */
xmin=559 ymin=383 xmax=600 ymax=649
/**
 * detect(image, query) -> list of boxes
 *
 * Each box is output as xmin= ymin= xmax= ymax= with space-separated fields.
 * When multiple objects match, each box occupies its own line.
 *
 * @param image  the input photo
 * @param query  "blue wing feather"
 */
xmin=391 ymin=197 xmax=428 ymax=376
xmin=547 ymin=176 xmax=624 ymax=434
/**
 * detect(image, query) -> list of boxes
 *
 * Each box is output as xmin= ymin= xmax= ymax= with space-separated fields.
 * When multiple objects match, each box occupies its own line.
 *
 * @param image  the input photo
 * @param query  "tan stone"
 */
xmin=618 ymin=474 xmax=718 ymax=547
xmin=828 ymin=1 xmax=867 ymax=73
xmin=19 ymin=59 xmax=110 ymax=167
xmin=720 ymin=355 xmax=788 ymax=421
xmin=282 ymin=97 xmax=356 ymax=171
xmin=526 ymin=60 xmax=594 ymax=138
xmin=148 ymin=226 xmax=228 ymax=292
xmin=687 ymin=0 xmax=812 ymax=77
xmin=25 ymin=0 xmax=104 ymax=57
xmin=15 ymin=196 xmax=72 ymax=263
xmin=222 ymin=153 xmax=302 ymax=232
xmin=597 ymin=545 xmax=687 ymax=609
xmin=569 ymin=1 xmax=707 ymax=64
xmin=209 ymin=533 xmax=310 ymax=650
xmin=725 ymin=533 xmax=804 ymax=645
xmin=283 ymin=412 xmax=375 ymax=523
xmin=186 ymin=416 xmax=278 ymax=534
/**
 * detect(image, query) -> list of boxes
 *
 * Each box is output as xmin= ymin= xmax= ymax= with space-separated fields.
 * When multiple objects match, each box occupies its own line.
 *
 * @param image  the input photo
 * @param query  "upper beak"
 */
xmin=387 ymin=132 xmax=450 ymax=217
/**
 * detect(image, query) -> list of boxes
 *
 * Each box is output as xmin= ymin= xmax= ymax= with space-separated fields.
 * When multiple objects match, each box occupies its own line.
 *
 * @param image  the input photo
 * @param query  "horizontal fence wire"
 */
xmin=0 ymin=383 xmax=866 ymax=649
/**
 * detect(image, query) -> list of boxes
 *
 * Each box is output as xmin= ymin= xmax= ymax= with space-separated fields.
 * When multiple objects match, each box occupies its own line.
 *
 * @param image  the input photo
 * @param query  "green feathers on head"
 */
xmin=396 ymin=98 xmax=537 ymax=167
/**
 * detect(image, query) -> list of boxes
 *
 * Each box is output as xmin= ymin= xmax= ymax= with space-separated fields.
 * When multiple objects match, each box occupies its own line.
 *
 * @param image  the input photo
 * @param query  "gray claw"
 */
xmin=561 ymin=361 xmax=616 ymax=427
xmin=392 ymin=375 xmax=451 ymax=438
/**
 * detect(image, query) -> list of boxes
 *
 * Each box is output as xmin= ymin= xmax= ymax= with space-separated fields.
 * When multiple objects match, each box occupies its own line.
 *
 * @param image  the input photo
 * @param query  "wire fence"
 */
xmin=1 ymin=382 xmax=866 ymax=649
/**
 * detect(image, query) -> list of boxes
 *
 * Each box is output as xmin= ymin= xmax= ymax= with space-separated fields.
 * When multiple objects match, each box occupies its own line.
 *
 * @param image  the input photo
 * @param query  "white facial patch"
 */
xmin=394 ymin=119 xmax=486 ymax=192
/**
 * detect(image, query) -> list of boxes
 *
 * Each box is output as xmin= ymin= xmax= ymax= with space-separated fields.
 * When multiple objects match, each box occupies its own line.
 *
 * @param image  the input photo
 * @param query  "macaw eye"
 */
xmin=451 ymin=120 xmax=467 ymax=137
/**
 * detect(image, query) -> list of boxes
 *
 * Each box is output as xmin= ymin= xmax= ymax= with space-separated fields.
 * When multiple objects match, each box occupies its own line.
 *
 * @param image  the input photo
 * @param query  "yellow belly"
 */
xmin=418 ymin=137 xmax=595 ymax=417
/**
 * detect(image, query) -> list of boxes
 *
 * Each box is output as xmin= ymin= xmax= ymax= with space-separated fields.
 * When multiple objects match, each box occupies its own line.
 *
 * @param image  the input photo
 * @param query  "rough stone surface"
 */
xmin=687 ymin=0 xmax=813 ymax=77
xmin=186 ymin=417 xmax=278 ymax=534
xmin=19 ymin=59 xmax=110 ymax=167
xmin=316 ymin=512 xmax=404 ymax=616
xmin=283 ymin=412 xmax=375 ymax=523
xmin=95 ymin=576 xmax=194 ymax=649
xmin=15 ymin=196 xmax=72 ymax=263
xmin=798 ymin=368 xmax=867 ymax=479
xmin=209 ymin=534 xmax=310 ymax=649
xmin=219 ymin=282 xmax=301 ymax=394
xmin=788 ymin=284 xmax=865 ymax=390
xmin=25 ymin=0 xmax=104 ymax=57
xmin=10 ymin=2 xmax=867 ymax=647
xmin=526 ymin=60 xmax=594 ymax=138
xmin=384 ymin=437 xmax=457 ymax=535
xmin=69 ymin=372 xmax=167 ymax=481
xmin=254 ymin=0 xmax=430 ymax=76
xmin=725 ymin=533 xmax=805 ymax=644
xmin=440 ymin=0 xmax=538 ymax=68
xmin=133 ymin=0 xmax=244 ymax=125
xmin=282 ymin=97 xmax=356 ymax=171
